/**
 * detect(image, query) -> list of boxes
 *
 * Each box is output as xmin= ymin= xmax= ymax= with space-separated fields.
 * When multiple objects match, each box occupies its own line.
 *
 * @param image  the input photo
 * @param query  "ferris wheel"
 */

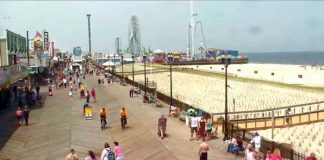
xmin=128 ymin=15 xmax=141 ymax=57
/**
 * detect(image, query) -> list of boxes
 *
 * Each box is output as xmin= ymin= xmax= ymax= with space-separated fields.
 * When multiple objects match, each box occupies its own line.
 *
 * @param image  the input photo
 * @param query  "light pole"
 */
xmin=113 ymin=54 xmax=116 ymax=74
xmin=121 ymin=54 xmax=124 ymax=77
xmin=86 ymin=14 xmax=92 ymax=56
xmin=222 ymin=57 xmax=231 ymax=141
xmin=143 ymin=55 xmax=147 ymax=94
xmin=26 ymin=31 xmax=31 ymax=89
xmin=132 ymin=55 xmax=135 ymax=83
xmin=168 ymin=54 xmax=174 ymax=113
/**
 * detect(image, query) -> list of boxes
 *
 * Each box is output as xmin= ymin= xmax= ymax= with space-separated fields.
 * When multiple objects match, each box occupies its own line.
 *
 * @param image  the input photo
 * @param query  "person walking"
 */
xmin=113 ymin=142 xmax=124 ymax=160
xmin=129 ymin=85 xmax=134 ymax=97
xmin=98 ymin=78 xmax=101 ymax=86
xmin=23 ymin=106 xmax=30 ymax=126
xmin=63 ymin=77 xmax=68 ymax=88
xmin=36 ymin=85 xmax=40 ymax=98
xmin=101 ymin=78 xmax=105 ymax=85
xmin=69 ymin=89 xmax=73 ymax=98
xmin=65 ymin=149 xmax=79 ymax=160
xmin=100 ymin=142 xmax=115 ymax=160
xmin=189 ymin=113 xmax=199 ymax=141
xmin=158 ymin=114 xmax=167 ymax=139
xmin=198 ymin=138 xmax=209 ymax=160
xmin=16 ymin=107 xmax=23 ymax=126
xmin=91 ymin=88 xmax=97 ymax=103
xmin=85 ymin=150 xmax=97 ymax=160
xmin=86 ymin=90 xmax=91 ymax=103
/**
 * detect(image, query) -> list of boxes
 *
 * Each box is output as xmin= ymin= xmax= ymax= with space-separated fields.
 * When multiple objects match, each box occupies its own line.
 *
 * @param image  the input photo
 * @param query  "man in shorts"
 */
xmin=199 ymin=138 xmax=209 ymax=160
xmin=158 ymin=114 xmax=167 ymax=139
xmin=189 ymin=113 xmax=199 ymax=141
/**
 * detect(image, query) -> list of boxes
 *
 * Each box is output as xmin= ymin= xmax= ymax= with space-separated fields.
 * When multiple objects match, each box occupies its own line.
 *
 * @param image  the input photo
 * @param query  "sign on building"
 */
xmin=43 ymin=31 xmax=49 ymax=51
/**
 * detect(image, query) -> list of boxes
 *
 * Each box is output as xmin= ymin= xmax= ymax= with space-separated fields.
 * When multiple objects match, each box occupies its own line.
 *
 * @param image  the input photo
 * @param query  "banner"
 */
xmin=44 ymin=32 xmax=49 ymax=51
xmin=34 ymin=32 xmax=43 ymax=51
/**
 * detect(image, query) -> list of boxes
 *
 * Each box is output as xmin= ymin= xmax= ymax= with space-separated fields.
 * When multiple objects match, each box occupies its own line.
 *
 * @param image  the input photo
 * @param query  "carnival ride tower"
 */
xmin=128 ymin=15 xmax=142 ymax=57
xmin=188 ymin=1 xmax=209 ymax=60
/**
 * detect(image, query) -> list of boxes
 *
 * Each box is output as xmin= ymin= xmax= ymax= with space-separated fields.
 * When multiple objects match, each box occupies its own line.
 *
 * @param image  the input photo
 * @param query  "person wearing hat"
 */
xmin=23 ymin=106 xmax=30 ymax=126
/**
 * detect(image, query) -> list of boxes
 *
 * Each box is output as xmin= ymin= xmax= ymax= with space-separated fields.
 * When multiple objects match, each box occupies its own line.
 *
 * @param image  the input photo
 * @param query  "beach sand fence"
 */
xmin=113 ymin=72 xmax=208 ymax=115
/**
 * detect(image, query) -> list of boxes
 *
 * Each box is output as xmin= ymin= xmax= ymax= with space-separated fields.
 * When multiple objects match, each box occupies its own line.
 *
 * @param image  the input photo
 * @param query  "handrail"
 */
xmin=229 ymin=109 xmax=324 ymax=122
xmin=211 ymin=101 xmax=324 ymax=116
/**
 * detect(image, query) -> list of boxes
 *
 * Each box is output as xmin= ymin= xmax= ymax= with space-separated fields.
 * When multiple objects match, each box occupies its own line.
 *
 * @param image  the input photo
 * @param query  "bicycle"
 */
xmin=101 ymin=117 xmax=106 ymax=130
xmin=120 ymin=116 xmax=127 ymax=130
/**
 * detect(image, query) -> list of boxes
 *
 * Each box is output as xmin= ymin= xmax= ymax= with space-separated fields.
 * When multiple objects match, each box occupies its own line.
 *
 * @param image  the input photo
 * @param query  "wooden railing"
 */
xmin=226 ymin=122 xmax=306 ymax=160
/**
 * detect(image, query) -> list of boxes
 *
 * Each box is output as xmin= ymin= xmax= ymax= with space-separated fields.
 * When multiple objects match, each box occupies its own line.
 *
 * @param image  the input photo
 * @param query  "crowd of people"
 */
xmin=65 ymin=142 xmax=124 ymax=160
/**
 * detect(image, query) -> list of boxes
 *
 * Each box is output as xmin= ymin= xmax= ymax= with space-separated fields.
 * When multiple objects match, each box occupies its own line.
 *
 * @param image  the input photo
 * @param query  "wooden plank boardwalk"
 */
xmin=0 ymin=74 xmax=239 ymax=160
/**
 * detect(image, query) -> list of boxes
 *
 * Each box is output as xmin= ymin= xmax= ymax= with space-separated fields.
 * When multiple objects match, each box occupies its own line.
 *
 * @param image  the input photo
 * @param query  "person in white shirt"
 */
xmin=100 ymin=142 xmax=114 ymax=160
xmin=189 ymin=113 xmax=199 ymax=141
xmin=63 ymin=78 xmax=67 ymax=88
xmin=286 ymin=108 xmax=293 ymax=124
xmin=250 ymin=132 xmax=261 ymax=151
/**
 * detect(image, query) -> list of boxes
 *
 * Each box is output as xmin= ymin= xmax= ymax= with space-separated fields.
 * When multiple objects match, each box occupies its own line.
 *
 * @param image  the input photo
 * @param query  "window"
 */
xmin=254 ymin=71 xmax=258 ymax=74
xmin=210 ymin=67 xmax=212 ymax=69
xmin=298 ymin=75 xmax=303 ymax=78
xmin=221 ymin=68 xmax=224 ymax=70
xmin=237 ymin=69 xmax=241 ymax=72
xmin=271 ymin=72 xmax=274 ymax=76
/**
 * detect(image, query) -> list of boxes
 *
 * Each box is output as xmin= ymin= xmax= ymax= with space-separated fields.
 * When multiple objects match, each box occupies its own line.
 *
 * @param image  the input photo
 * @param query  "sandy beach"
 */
xmin=116 ymin=63 xmax=324 ymax=157
xmin=181 ymin=63 xmax=324 ymax=88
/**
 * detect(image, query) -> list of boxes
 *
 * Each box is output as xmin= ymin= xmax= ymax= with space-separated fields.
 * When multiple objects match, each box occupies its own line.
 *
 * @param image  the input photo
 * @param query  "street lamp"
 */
xmin=121 ymin=54 xmax=124 ymax=77
xmin=143 ymin=55 xmax=147 ymax=94
xmin=132 ymin=55 xmax=135 ymax=83
xmin=221 ymin=57 xmax=231 ymax=141
xmin=113 ymin=54 xmax=116 ymax=74
xmin=168 ymin=54 xmax=174 ymax=114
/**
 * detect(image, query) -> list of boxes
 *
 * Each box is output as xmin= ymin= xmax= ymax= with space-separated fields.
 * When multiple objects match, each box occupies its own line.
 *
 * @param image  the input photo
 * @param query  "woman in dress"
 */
xmin=198 ymin=118 xmax=206 ymax=139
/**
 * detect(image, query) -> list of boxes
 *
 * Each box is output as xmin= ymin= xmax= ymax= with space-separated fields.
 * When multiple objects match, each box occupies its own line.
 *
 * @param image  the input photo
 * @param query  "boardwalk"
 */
xmin=0 ymin=74 xmax=239 ymax=160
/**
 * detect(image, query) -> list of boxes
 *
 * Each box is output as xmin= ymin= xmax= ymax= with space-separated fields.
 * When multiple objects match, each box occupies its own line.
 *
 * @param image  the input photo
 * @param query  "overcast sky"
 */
xmin=1 ymin=1 xmax=324 ymax=54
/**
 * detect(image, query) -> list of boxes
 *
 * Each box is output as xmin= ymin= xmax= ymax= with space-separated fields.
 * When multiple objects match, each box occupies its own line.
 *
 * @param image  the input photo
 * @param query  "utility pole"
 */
xmin=87 ymin=14 xmax=92 ymax=56
xmin=27 ymin=31 xmax=31 ymax=89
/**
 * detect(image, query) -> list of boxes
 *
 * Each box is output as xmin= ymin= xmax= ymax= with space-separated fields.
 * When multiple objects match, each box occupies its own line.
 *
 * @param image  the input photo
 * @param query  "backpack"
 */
xmin=105 ymin=148 xmax=115 ymax=160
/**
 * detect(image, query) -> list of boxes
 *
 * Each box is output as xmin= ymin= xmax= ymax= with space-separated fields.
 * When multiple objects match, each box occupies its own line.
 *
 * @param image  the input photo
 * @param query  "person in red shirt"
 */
xmin=91 ymin=88 xmax=96 ymax=103
xmin=270 ymin=149 xmax=283 ymax=160
xmin=158 ymin=115 xmax=167 ymax=139
xmin=305 ymin=153 xmax=317 ymax=160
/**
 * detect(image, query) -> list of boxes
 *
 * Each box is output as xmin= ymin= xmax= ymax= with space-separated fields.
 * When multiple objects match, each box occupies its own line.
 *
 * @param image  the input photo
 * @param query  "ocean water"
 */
xmin=243 ymin=52 xmax=324 ymax=65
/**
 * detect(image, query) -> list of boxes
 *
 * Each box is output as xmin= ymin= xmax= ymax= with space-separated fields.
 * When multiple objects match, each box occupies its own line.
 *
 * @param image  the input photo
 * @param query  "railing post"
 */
xmin=231 ymin=123 xmax=234 ymax=138
xmin=243 ymin=129 xmax=246 ymax=141
xmin=245 ymin=114 xmax=247 ymax=129
xmin=317 ymin=105 xmax=319 ymax=121
xmin=309 ymin=106 xmax=311 ymax=122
